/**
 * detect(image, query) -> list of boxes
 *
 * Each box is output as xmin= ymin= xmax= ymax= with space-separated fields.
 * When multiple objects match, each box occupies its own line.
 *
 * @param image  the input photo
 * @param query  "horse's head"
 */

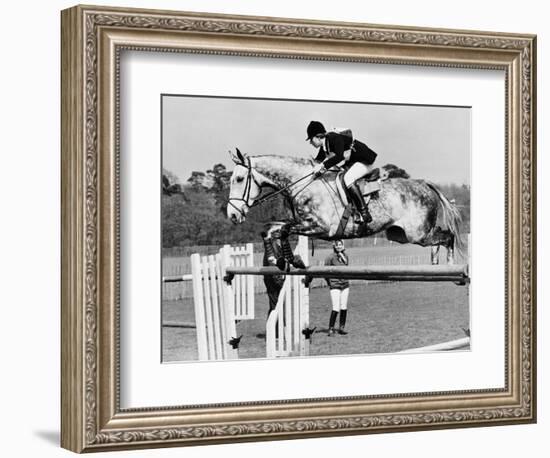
xmin=227 ymin=148 xmax=263 ymax=224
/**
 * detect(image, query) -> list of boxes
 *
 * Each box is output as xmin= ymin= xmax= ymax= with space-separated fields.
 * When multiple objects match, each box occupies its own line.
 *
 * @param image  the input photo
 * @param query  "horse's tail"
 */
xmin=426 ymin=182 xmax=465 ymax=256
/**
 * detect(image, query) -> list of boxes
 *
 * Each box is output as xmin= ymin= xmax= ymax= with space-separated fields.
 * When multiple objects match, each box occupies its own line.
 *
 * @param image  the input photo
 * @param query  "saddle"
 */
xmin=335 ymin=171 xmax=381 ymax=209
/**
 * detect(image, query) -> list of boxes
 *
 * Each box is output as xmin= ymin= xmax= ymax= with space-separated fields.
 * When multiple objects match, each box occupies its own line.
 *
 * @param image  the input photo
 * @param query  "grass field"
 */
xmin=162 ymin=280 xmax=470 ymax=362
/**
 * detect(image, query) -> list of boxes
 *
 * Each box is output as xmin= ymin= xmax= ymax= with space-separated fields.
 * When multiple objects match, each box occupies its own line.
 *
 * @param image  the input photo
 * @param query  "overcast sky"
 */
xmin=162 ymin=95 xmax=470 ymax=185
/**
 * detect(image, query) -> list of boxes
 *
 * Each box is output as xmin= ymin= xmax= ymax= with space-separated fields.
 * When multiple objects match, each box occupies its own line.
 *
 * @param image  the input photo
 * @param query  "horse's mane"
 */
xmin=251 ymin=155 xmax=410 ymax=179
xmin=252 ymin=154 xmax=312 ymax=166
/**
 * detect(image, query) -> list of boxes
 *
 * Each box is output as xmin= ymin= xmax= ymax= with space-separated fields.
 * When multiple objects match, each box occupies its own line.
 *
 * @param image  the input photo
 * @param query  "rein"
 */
xmin=252 ymin=172 xmax=314 ymax=207
xmin=227 ymin=157 xmax=314 ymax=217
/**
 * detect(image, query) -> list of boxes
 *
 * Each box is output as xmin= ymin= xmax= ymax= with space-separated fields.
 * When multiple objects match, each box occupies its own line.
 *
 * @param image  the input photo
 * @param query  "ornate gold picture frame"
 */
xmin=61 ymin=4 xmax=536 ymax=453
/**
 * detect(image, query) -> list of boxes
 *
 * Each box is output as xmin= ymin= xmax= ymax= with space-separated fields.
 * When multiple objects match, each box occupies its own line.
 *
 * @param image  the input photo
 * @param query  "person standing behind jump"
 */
xmin=324 ymin=240 xmax=350 ymax=336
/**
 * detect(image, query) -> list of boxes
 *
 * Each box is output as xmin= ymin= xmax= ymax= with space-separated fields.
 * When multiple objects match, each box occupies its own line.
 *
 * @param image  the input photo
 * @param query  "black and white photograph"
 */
xmin=161 ymin=95 xmax=471 ymax=362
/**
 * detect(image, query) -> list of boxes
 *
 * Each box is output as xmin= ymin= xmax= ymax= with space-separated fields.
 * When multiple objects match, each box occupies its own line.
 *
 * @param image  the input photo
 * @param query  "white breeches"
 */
xmin=343 ymin=162 xmax=373 ymax=187
xmin=330 ymin=288 xmax=349 ymax=312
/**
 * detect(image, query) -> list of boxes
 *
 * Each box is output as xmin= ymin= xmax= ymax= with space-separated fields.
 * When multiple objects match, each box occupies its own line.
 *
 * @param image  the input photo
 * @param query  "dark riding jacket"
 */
xmin=314 ymin=132 xmax=377 ymax=169
xmin=324 ymin=251 xmax=350 ymax=290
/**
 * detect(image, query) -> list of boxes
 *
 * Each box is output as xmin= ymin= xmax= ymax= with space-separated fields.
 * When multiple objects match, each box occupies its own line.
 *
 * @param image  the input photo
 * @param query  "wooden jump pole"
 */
xmin=399 ymin=337 xmax=470 ymax=353
xmin=225 ymin=264 xmax=469 ymax=283
xmin=162 ymin=274 xmax=193 ymax=283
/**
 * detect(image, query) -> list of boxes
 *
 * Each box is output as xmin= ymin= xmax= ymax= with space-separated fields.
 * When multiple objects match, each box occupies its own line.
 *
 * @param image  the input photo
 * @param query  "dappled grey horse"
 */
xmin=226 ymin=149 xmax=462 ymax=265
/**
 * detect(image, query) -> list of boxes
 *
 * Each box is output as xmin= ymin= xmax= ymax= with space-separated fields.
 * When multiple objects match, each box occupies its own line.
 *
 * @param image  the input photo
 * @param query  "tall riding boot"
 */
xmin=328 ymin=310 xmax=338 ymax=336
xmin=280 ymin=228 xmax=307 ymax=269
xmin=347 ymin=182 xmax=372 ymax=224
xmin=338 ymin=310 xmax=348 ymax=335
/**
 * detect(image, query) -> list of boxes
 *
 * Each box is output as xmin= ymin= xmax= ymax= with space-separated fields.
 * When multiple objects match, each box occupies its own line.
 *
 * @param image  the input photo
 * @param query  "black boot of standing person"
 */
xmin=328 ymin=310 xmax=338 ymax=336
xmin=338 ymin=310 xmax=348 ymax=335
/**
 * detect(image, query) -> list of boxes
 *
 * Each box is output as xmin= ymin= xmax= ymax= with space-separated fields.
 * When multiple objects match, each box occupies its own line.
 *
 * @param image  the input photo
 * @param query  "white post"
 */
xmin=219 ymin=248 xmax=238 ymax=360
xmin=191 ymin=254 xmax=208 ymax=361
xmin=208 ymin=255 xmax=223 ymax=359
xmin=245 ymin=243 xmax=255 ymax=319
xmin=284 ymin=276 xmax=292 ymax=354
xmin=292 ymin=275 xmax=300 ymax=351
xmin=266 ymin=279 xmax=289 ymax=358
xmin=201 ymin=257 xmax=216 ymax=359
xmin=215 ymin=254 xmax=228 ymax=358
xmin=234 ymin=247 xmax=242 ymax=318
xmin=298 ymin=236 xmax=310 ymax=357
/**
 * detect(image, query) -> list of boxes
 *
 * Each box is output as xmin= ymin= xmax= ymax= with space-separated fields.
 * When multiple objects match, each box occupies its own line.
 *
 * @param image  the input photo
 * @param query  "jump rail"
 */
xmin=225 ymin=264 xmax=469 ymax=283
xmin=399 ymin=337 xmax=471 ymax=353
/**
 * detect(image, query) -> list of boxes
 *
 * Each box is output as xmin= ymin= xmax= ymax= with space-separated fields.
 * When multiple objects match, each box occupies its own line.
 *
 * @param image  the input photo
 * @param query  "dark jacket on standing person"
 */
xmin=324 ymin=251 xmax=350 ymax=290
xmin=314 ymin=131 xmax=377 ymax=169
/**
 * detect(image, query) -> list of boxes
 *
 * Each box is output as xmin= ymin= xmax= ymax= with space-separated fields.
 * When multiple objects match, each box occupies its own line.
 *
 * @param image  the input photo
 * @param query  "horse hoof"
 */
xmin=291 ymin=255 xmax=307 ymax=269
xmin=276 ymin=257 xmax=288 ymax=271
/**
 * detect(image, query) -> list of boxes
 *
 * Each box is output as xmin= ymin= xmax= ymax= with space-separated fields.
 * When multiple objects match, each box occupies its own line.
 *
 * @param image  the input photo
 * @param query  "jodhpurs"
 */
xmin=329 ymin=287 xmax=349 ymax=312
xmin=343 ymin=162 xmax=373 ymax=187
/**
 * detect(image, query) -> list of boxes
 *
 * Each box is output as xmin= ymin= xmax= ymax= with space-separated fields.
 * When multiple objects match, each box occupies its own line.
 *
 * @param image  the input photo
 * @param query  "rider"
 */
xmin=306 ymin=121 xmax=377 ymax=224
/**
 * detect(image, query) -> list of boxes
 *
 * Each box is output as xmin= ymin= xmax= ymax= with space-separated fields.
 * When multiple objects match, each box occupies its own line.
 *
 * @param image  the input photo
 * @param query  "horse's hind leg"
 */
xmin=445 ymin=232 xmax=455 ymax=265
xmin=426 ymin=227 xmax=455 ymax=265
xmin=415 ymin=226 xmax=455 ymax=265
xmin=430 ymin=246 xmax=440 ymax=265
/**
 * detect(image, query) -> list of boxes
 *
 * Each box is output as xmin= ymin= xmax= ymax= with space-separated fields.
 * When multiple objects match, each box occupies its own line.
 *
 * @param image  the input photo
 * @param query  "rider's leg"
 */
xmin=344 ymin=162 xmax=373 ymax=223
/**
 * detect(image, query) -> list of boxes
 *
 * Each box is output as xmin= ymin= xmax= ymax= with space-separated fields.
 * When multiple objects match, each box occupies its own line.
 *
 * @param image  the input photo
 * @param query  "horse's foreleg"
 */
xmin=261 ymin=224 xmax=288 ymax=271
xmin=430 ymin=245 xmax=440 ymax=265
xmin=446 ymin=233 xmax=455 ymax=265
xmin=279 ymin=225 xmax=307 ymax=269
xmin=446 ymin=247 xmax=455 ymax=265
xmin=260 ymin=231 xmax=278 ymax=267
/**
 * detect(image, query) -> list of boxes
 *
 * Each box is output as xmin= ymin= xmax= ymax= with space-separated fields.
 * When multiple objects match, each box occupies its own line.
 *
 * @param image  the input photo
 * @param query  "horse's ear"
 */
xmin=229 ymin=149 xmax=241 ymax=164
xmin=235 ymin=147 xmax=246 ymax=164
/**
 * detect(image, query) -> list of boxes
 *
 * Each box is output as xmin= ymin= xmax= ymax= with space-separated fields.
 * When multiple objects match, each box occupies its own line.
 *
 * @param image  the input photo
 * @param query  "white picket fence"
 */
xmin=189 ymin=250 xmax=238 ymax=360
xmin=181 ymin=237 xmax=309 ymax=361
xmin=222 ymin=243 xmax=255 ymax=320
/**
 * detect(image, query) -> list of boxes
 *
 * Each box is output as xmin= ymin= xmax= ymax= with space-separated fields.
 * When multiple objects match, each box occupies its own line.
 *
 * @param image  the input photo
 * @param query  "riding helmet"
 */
xmin=306 ymin=121 xmax=326 ymax=141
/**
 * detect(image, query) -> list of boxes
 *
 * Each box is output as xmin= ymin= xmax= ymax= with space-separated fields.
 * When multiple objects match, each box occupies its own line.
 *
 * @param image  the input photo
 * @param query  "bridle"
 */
xmin=227 ymin=156 xmax=315 ymax=219
xmin=227 ymin=156 xmax=263 ymax=219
